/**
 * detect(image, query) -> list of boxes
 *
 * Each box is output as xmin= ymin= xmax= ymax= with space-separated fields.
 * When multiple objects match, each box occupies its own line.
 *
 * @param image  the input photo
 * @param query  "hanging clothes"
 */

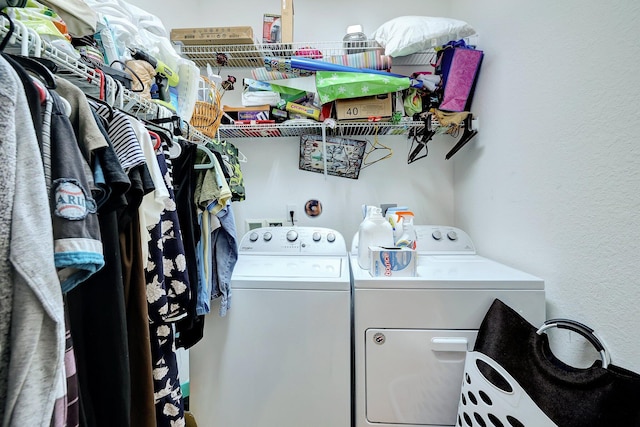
xmin=145 ymin=143 xmax=192 ymax=427
xmin=49 ymin=89 xmax=105 ymax=292
xmin=65 ymin=208 xmax=132 ymax=427
xmin=120 ymin=212 xmax=158 ymax=427
xmin=208 ymin=138 xmax=246 ymax=202
xmin=131 ymin=116 xmax=171 ymax=267
xmin=59 ymin=87 xmax=133 ymax=427
xmin=54 ymin=77 xmax=109 ymax=159
xmin=0 ymin=54 xmax=66 ymax=427
xmin=83 ymin=111 xmax=158 ymax=427
xmin=210 ymin=202 xmax=239 ymax=317
xmin=192 ymin=145 xmax=238 ymax=317
xmin=0 ymin=7 xmax=243 ymax=425
xmin=1 ymin=53 xmax=44 ymax=146
xmin=170 ymin=139 xmax=205 ymax=349
xmin=61 ymin=304 xmax=80 ymax=427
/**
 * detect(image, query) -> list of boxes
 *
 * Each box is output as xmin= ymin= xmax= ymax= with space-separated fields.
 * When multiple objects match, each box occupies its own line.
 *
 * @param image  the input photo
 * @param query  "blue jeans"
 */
xmin=195 ymin=202 xmax=238 ymax=316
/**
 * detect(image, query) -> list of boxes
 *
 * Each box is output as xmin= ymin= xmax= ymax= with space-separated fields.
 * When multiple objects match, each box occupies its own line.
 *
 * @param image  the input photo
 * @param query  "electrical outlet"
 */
xmin=245 ymin=219 xmax=265 ymax=232
xmin=266 ymin=219 xmax=285 ymax=227
xmin=286 ymin=204 xmax=296 ymax=223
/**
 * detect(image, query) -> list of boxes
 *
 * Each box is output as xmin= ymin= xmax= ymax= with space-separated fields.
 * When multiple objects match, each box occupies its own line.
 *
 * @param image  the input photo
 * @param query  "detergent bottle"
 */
xmin=394 ymin=211 xmax=417 ymax=250
xmin=358 ymin=205 xmax=394 ymax=269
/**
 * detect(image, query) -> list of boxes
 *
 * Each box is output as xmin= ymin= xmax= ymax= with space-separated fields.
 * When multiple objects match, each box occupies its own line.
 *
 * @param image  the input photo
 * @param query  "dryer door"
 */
xmin=365 ymin=329 xmax=477 ymax=425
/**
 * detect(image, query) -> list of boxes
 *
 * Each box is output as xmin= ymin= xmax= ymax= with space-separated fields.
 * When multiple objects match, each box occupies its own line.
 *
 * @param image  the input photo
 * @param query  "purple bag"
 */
xmin=438 ymin=42 xmax=484 ymax=112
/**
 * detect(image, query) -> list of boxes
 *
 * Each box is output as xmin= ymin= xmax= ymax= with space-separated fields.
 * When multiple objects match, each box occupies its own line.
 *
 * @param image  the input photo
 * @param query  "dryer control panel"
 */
xmin=415 ymin=225 xmax=476 ymax=254
xmin=352 ymin=225 xmax=477 ymax=256
xmin=239 ymin=226 xmax=347 ymax=256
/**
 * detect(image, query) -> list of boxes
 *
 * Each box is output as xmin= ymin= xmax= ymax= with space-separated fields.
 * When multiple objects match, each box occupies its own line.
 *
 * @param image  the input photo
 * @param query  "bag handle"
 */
xmin=536 ymin=318 xmax=610 ymax=368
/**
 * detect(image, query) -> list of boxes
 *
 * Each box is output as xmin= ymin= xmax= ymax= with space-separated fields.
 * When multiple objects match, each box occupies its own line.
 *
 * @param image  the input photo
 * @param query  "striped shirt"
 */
xmin=89 ymin=101 xmax=146 ymax=172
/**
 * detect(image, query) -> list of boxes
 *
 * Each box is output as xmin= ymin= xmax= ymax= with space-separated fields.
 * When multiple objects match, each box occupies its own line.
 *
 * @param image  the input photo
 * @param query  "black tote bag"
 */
xmin=456 ymin=299 xmax=640 ymax=427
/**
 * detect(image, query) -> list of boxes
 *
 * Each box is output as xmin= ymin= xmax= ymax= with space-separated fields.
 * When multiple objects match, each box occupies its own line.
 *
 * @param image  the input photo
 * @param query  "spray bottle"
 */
xmin=385 ymin=206 xmax=409 ymax=243
xmin=394 ymin=211 xmax=417 ymax=250
xmin=357 ymin=205 xmax=394 ymax=269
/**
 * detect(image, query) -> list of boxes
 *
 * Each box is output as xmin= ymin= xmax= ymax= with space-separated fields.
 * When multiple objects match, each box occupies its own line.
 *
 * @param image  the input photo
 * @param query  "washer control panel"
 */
xmin=240 ymin=227 xmax=346 ymax=255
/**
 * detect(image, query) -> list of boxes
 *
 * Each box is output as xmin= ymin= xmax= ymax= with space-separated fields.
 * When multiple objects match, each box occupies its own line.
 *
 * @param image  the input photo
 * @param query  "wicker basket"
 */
xmin=190 ymin=76 xmax=223 ymax=138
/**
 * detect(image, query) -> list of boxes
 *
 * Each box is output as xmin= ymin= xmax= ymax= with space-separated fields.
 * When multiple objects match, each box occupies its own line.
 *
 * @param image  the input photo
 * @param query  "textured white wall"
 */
xmin=131 ymin=0 xmax=451 ymax=41
xmin=451 ymin=0 xmax=640 ymax=371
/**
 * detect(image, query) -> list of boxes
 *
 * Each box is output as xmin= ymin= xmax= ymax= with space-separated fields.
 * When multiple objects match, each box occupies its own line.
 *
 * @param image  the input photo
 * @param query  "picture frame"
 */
xmin=299 ymin=134 xmax=367 ymax=179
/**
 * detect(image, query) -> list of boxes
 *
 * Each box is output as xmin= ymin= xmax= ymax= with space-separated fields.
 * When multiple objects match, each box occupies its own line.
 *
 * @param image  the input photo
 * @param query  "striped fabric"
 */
xmin=89 ymin=101 xmax=146 ymax=172
xmin=324 ymin=50 xmax=392 ymax=70
xmin=64 ymin=304 xmax=80 ymax=427
xmin=250 ymin=67 xmax=300 ymax=81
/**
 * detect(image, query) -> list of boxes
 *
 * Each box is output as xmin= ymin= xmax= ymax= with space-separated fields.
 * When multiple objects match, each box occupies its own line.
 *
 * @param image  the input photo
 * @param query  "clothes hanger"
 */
xmin=0 ymin=14 xmax=57 ymax=89
xmin=148 ymin=115 xmax=183 ymax=137
xmin=148 ymin=130 xmax=162 ymax=150
xmin=407 ymin=112 xmax=435 ymax=164
xmin=0 ymin=12 xmax=14 ymax=52
xmin=104 ymin=74 xmax=116 ymax=107
xmin=57 ymin=92 xmax=72 ymax=117
xmin=86 ymin=95 xmax=116 ymax=123
xmin=5 ymin=54 xmax=58 ymax=89
xmin=144 ymin=121 xmax=175 ymax=144
xmin=236 ymin=150 xmax=248 ymax=163
xmin=30 ymin=77 xmax=47 ymax=104
xmin=361 ymin=126 xmax=393 ymax=169
xmin=445 ymin=113 xmax=478 ymax=160
xmin=194 ymin=143 xmax=216 ymax=170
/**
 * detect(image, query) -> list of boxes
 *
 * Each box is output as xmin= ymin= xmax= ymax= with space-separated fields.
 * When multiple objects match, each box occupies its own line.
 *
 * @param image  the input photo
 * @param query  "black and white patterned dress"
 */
xmin=145 ymin=144 xmax=191 ymax=427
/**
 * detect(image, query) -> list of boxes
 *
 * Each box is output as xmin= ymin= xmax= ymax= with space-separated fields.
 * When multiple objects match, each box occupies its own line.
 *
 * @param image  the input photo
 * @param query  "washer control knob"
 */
xmin=263 ymin=232 xmax=273 ymax=242
xmin=432 ymin=230 xmax=443 ymax=241
xmin=286 ymin=230 xmax=298 ymax=242
xmin=312 ymin=232 xmax=322 ymax=242
xmin=327 ymin=233 xmax=336 ymax=243
xmin=249 ymin=232 xmax=259 ymax=242
xmin=447 ymin=230 xmax=458 ymax=241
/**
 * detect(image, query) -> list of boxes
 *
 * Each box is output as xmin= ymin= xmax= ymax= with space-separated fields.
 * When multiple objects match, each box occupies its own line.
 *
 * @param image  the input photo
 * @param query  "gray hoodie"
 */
xmin=0 ymin=55 xmax=65 ymax=427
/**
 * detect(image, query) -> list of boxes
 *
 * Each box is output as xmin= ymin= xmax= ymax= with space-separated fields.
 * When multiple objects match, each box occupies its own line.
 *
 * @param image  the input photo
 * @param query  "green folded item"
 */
xmin=316 ymin=71 xmax=411 ymax=104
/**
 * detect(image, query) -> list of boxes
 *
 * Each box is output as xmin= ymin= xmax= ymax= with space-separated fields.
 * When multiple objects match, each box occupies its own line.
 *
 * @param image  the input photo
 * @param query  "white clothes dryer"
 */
xmin=190 ymin=226 xmax=351 ymax=427
xmin=351 ymin=225 xmax=546 ymax=427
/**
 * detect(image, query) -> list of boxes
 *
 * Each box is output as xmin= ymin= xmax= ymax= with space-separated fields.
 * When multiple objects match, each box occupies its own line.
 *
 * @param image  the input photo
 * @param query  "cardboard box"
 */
xmin=285 ymin=101 xmax=320 ymax=120
xmin=369 ymin=246 xmax=417 ymax=277
xmin=223 ymin=105 xmax=270 ymax=122
xmin=170 ymin=26 xmax=254 ymax=45
xmin=263 ymin=14 xmax=281 ymax=43
xmin=280 ymin=0 xmax=294 ymax=43
xmin=335 ymin=95 xmax=393 ymax=121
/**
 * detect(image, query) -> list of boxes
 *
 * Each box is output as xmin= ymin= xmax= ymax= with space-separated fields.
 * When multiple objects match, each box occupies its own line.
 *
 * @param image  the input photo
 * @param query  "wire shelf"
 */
xmin=175 ymin=40 xmax=437 ymax=69
xmin=216 ymin=120 xmax=426 ymax=139
xmin=175 ymin=40 xmax=438 ymax=139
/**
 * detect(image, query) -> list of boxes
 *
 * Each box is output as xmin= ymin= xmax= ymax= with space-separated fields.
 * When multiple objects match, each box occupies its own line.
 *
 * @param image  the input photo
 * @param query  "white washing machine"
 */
xmin=352 ymin=225 xmax=546 ymax=427
xmin=190 ymin=226 xmax=351 ymax=427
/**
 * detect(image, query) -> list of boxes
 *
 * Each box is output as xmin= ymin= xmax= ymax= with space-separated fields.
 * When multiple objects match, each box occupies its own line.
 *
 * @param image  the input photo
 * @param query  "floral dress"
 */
xmin=145 ymin=145 xmax=191 ymax=427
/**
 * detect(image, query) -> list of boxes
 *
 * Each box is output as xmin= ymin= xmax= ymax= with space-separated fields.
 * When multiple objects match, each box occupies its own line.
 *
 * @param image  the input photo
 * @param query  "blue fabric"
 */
xmin=211 ymin=203 xmax=238 ymax=317
xmin=194 ymin=202 xmax=239 ymax=317
xmin=55 ymin=252 xmax=105 ymax=293
xmin=91 ymin=156 xmax=110 ymax=210
xmin=195 ymin=213 xmax=210 ymax=316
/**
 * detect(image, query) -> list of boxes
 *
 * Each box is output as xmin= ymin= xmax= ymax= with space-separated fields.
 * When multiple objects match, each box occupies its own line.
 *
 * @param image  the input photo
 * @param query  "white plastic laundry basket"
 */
xmin=456 ymin=351 xmax=557 ymax=427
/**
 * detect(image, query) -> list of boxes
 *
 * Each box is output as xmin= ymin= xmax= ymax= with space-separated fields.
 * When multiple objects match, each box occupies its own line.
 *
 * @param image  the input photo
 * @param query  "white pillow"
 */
xmin=371 ymin=16 xmax=476 ymax=57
